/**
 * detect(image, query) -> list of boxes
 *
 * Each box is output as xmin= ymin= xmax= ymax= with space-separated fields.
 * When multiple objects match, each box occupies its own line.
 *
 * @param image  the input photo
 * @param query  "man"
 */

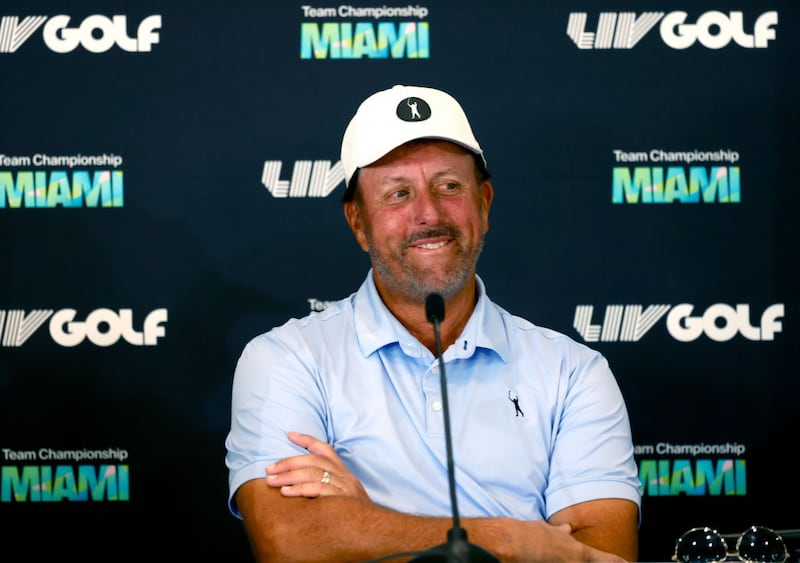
xmin=225 ymin=85 xmax=641 ymax=562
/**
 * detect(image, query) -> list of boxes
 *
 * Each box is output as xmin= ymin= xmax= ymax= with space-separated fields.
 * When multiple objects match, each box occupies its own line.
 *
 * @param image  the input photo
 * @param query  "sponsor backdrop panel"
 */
xmin=1 ymin=1 xmax=797 ymax=561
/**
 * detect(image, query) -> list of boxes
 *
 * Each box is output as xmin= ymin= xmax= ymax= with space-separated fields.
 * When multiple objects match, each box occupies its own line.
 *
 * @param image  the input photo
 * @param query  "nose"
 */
xmin=411 ymin=186 xmax=442 ymax=225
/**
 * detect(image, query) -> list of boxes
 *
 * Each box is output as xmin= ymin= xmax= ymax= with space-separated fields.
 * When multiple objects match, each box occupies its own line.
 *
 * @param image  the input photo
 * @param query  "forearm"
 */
xmin=240 ymin=487 xmax=466 ymax=562
xmin=573 ymin=526 xmax=638 ymax=563
xmin=237 ymin=481 xmax=625 ymax=563
xmin=550 ymin=499 xmax=640 ymax=562
xmin=237 ymin=433 xmax=637 ymax=563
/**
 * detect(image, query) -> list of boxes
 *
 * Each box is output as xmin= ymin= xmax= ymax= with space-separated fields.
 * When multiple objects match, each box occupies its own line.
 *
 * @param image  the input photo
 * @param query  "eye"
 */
xmin=381 ymin=188 xmax=410 ymax=203
xmin=436 ymin=181 xmax=460 ymax=193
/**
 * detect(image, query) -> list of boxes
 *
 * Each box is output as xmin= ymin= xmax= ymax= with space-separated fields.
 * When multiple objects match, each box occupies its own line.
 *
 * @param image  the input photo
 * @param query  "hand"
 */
xmin=265 ymin=431 xmax=371 ymax=502
xmin=514 ymin=520 xmax=628 ymax=563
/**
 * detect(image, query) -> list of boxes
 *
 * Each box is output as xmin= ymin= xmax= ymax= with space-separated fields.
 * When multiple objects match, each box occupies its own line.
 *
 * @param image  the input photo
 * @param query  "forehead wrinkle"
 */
xmin=377 ymin=166 xmax=462 ymax=186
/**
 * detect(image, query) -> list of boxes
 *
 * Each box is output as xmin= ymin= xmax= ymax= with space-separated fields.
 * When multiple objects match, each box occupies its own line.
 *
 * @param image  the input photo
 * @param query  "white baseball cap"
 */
xmin=340 ymin=85 xmax=487 ymax=201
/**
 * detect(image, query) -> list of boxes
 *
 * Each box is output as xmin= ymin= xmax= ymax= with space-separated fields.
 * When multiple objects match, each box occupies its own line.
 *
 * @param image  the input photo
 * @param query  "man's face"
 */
xmin=344 ymin=140 xmax=493 ymax=305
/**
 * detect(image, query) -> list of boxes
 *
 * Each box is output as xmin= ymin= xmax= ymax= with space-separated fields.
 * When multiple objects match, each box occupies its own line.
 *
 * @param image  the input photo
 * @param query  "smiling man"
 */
xmin=225 ymin=85 xmax=642 ymax=563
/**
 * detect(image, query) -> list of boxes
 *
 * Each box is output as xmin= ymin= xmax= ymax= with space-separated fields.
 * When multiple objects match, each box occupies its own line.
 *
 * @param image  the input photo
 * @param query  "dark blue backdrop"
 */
xmin=1 ymin=1 xmax=797 ymax=561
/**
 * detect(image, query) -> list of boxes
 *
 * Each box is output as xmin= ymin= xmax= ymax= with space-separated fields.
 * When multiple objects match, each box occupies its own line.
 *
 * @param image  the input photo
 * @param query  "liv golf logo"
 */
xmin=567 ymin=11 xmax=777 ymax=49
xmin=0 ymin=308 xmax=168 ymax=347
xmin=261 ymin=160 xmax=344 ymax=198
xmin=0 ymin=14 xmax=161 ymax=53
xmin=574 ymin=303 xmax=784 ymax=342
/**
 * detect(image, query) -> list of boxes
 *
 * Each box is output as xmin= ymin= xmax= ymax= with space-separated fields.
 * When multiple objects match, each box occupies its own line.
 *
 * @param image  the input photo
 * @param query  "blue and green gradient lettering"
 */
xmin=301 ymin=22 xmax=429 ymax=59
xmin=0 ymin=170 xmax=124 ymax=208
xmin=638 ymin=458 xmax=746 ymax=496
xmin=1 ymin=465 xmax=130 ymax=502
xmin=612 ymin=166 xmax=740 ymax=203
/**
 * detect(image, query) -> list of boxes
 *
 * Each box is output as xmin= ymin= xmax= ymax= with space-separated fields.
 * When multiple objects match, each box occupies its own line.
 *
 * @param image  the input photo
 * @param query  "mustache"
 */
xmin=406 ymin=226 xmax=459 ymax=246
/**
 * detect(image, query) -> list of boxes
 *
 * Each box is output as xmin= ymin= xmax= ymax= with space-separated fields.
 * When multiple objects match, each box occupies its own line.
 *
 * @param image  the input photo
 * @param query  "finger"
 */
xmin=287 ymin=432 xmax=337 ymax=458
xmin=590 ymin=547 xmax=625 ymax=563
xmin=266 ymin=453 xmax=316 ymax=475
xmin=286 ymin=430 xmax=318 ymax=447
xmin=266 ymin=466 xmax=329 ymax=487
xmin=278 ymin=469 xmax=338 ymax=498
xmin=288 ymin=431 xmax=343 ymax=468
xmin=279 ymin=482 xmax=326 ymax=498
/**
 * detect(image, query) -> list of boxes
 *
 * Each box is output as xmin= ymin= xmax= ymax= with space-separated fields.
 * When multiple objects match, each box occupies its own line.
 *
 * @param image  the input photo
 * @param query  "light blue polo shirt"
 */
xmin=225 ymin=271 xmax=641 ymax=520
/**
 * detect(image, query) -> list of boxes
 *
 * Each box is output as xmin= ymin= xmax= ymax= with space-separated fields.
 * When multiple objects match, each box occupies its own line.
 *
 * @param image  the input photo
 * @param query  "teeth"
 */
xmin=418 ymin=241 xmax=447 ymax=249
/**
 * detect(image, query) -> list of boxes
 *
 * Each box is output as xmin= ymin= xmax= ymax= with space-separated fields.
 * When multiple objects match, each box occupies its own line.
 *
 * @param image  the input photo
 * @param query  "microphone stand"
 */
xmin=410 ymin=294 xmax=499 ymax=563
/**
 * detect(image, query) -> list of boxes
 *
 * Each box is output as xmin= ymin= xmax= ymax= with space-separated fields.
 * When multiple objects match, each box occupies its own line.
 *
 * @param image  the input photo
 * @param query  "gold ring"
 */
xmin=320 ymin=470 xmax=331 ymax=484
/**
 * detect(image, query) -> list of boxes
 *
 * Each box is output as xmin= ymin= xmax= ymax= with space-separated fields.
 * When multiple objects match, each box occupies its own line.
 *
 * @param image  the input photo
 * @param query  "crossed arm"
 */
xmin=235 ymin=432 xmax=639 ymax=563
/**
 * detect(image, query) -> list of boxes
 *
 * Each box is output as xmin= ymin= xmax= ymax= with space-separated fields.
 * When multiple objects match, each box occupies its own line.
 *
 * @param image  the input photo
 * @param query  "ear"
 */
xmin=480 ymin=179 xmax=494 ymax=233
xmin=343 ymin=201 xmax=370 ymax=252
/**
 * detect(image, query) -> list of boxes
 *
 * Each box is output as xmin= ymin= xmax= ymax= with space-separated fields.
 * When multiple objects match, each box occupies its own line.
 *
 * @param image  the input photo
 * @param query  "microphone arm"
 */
xmin=430 ymin=294 xmax=462 ymax=534
xmin=410 ymin=293 xmax=499 ymax=563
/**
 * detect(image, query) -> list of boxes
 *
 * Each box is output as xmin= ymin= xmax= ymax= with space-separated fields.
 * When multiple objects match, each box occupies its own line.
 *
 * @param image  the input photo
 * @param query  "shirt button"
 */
xmin=431 ymin=365 xmax=439 ymax=374
xmin=432 ymin=401 xmax=442 ymax=411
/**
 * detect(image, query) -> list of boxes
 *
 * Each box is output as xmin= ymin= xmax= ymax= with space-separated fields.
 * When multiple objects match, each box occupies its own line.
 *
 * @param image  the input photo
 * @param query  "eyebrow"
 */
xmin=378 ymin=167 xmax=464 ymax=186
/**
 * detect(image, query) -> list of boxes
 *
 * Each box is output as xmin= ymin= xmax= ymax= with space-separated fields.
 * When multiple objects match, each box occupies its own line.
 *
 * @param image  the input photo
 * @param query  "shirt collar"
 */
xmin=353 ymin=269 xmax=510 ymax=363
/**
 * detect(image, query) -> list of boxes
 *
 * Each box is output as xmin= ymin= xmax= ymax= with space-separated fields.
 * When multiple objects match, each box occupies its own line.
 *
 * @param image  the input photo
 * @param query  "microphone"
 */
xmin=410 ymin=293 xmax=499 ymax=563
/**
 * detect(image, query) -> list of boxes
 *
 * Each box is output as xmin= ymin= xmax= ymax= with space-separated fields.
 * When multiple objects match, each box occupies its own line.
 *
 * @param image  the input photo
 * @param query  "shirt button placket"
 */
xmin=423 ymin=362 xmax=444 ymax=435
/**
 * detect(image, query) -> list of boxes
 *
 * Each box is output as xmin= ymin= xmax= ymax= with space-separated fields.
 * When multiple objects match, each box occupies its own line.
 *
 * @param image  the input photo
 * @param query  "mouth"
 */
xmin=415 ymin=240 xmax=449 ymax=250
xmin=408 ymin=228 xmax=456 ymax=252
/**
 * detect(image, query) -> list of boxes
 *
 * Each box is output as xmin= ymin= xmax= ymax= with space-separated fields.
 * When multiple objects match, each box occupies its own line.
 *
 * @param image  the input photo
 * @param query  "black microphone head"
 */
xmin=425 ymin=293 xmax=445 ymax=324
